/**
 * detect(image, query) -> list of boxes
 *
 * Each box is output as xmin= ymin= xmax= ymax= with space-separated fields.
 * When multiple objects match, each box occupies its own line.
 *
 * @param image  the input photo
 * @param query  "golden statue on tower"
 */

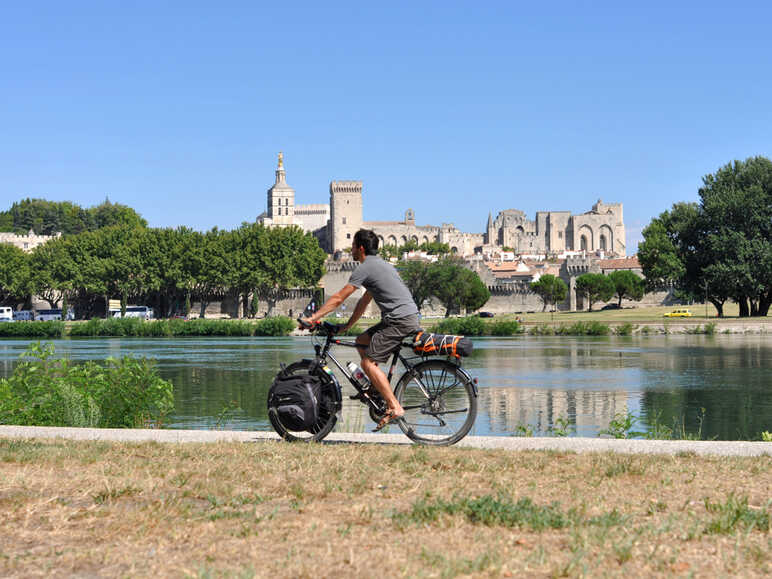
xmin=278 ymin=151 xmax=284 ymax=169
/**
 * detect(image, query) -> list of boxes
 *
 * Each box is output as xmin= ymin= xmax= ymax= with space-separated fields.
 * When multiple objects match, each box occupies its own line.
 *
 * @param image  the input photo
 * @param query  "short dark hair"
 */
xmin=353 ymin=229 xmax=379 ymax=255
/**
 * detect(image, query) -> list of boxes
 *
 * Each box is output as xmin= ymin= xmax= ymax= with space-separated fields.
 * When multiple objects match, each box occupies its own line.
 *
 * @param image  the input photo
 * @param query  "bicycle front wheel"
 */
xmin=394 ymin=360 xmax=477 ymax=446
xmin=268 ymin=360 xmax=339 ymax=442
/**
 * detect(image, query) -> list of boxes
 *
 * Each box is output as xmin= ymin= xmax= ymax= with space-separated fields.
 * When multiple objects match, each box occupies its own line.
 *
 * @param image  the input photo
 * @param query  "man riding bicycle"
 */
xmin=299 ymin=229 xmax=420 ymax=431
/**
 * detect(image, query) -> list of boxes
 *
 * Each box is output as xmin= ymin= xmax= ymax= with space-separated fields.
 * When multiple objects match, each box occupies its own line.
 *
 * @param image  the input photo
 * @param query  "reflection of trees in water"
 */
xmin=479 ymin=387 xmax=628 ymax=435
xmin=640 ymin=389 xmax=767 ymax=440
xmin=638 ymin=338 xmax=772 ymax=440
xmin=474 ymin=339 xmax=636 ymax=372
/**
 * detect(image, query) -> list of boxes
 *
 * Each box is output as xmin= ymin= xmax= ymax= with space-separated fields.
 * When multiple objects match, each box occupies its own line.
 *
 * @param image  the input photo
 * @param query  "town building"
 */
xmin=0 ymin=230 xmax=60 ymax=252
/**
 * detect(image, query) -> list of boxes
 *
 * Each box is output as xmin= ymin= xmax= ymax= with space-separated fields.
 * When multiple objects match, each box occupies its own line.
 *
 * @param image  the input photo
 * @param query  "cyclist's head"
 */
xmin=353 ymin=229 xmax=379 ymax=256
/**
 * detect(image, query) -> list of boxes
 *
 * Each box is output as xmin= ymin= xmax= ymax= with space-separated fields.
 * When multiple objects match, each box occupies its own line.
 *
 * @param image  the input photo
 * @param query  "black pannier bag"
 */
xmin=412 ymin=331 xmax=474 ymax=358
xmin=268 ymin=371 xmax=323 ymax=431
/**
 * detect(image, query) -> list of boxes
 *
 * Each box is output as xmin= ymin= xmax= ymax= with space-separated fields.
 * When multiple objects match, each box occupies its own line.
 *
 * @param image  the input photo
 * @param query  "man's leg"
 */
xmin=355 ymin=333 xmax=404 ymax=418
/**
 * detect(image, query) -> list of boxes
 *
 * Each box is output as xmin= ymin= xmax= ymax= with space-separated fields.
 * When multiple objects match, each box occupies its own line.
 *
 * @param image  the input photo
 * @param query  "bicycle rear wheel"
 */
xmin=268 ymin=360 xmax=339 ymax=442
xmin=393 ymin=359 xmax=477 ymax=446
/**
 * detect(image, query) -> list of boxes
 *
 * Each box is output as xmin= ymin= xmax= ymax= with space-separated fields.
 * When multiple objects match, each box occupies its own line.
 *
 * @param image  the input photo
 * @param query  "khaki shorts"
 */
xmin=362 ymin=315 xmax=421 ymax=363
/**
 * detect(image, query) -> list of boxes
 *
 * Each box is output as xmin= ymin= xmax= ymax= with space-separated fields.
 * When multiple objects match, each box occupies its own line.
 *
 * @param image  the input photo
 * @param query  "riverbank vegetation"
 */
xmin=0 ymin=439 xmax=768 ymax=577
xmin=0 ymin=316 xmax=297 ymax=338
xmin=0 ymin=343 xmax=173 ymax=428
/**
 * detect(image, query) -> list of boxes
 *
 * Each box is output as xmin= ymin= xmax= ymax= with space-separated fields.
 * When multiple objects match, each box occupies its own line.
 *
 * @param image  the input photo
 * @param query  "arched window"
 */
xmin=599 ymin=235 xmax=607 ymax=251
xmin=580 ymin=236 xmax=588 ymax=251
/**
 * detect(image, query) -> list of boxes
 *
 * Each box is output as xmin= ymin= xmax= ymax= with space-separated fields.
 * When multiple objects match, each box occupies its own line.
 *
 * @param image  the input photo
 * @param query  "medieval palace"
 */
xmin=258 ymin=153 xmax=626 ymax=258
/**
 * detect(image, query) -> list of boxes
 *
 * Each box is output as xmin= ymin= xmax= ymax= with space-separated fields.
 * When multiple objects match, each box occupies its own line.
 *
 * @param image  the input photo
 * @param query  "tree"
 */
xmin=1 ymin=198 xmax=146 ymax=235
xmin=29 ymin=237 xmax=80 ymax=309
xmin=193 ymin=228 xmax=232 ymax=318
xmin=698 ymin=157 xmax=772 ymax=317
xmin=530 ymin=274 xmax=568 ymax=312
xmin=639 ymin=157 xmax=772 ymax=317
xmin=575 ymin=273 xmax=614 ymax=311
xmin=428 ymin=258 xmax=490 ymax=317
xmin=0 ymin=244 xmax=31 ymax=305
xmin=607 ymin=270 xmax=644 ymax=307
xmin=419 ymin=241 xmax=451 ymax=255
xmin=253 ymin=226 xmax=326 ymax=317
xmin=396 ymin=260 xmax=435 ymax=312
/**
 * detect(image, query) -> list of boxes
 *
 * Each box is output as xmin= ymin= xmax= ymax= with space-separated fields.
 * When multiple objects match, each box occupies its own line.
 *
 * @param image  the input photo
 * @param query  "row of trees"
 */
xmin=531 ymin=271 xmax=645 ymax=312
xmin=1 ymin=224 xmax=326 ymax=318
xmin=638 ymin=156 xmax=772 ymax=317
xmin=0 ymin=198 xmax=147 ymax=236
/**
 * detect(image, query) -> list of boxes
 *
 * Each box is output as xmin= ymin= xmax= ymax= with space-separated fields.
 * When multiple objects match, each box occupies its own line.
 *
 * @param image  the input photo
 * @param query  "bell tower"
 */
xmin=265 ymin=152 xmax=295 ymax=225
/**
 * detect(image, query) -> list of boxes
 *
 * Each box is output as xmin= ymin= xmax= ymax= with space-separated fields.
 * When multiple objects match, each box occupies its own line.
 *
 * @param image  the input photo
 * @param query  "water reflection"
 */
xmin=0 ymin=335 xmax=770 ymax=439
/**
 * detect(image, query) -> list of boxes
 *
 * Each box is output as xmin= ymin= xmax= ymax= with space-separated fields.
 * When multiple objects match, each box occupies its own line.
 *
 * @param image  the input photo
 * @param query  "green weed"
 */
xmin=703 ymin=495 xmax=770 ymax=534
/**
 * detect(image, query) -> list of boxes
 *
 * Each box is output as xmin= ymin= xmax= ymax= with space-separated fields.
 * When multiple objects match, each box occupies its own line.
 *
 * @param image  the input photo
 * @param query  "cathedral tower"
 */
xmin=265 ymin=152 xmax=295 ymax=225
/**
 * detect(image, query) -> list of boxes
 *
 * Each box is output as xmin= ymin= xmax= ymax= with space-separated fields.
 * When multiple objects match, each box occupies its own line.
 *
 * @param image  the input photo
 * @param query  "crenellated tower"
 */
xmin=328 ymin=180 xmax=363 ymax=253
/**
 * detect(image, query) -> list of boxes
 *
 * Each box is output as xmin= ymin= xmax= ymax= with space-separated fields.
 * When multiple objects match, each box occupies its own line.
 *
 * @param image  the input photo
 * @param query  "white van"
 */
xmin=13 ymin=310 xmax=34 ymax=321
xmin=112 ymin=305 xmax=154 ymax=320
xmin=0 ymin=307 xmax=13 ymax=322
xmin=35 ymin=309 xmax=75 ymax=321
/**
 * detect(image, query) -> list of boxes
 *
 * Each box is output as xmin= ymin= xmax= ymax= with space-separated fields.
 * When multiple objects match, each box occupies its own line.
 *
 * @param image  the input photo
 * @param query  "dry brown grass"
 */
xmin=1 ymin=439 xmax=770 ymax=578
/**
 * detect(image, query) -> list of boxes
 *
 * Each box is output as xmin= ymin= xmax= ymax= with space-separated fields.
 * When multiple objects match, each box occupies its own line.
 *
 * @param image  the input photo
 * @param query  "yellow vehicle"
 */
xmin=663 ymin=308 xmax=693 ymax=318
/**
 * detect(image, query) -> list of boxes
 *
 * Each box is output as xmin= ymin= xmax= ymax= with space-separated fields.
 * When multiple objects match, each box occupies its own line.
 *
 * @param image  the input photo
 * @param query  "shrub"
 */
xmin=555 ymin=321 xmax=610 ymax=336
xmin=0 ymin=342 xmax=174 ymax=428
xmin=488 ymin=320 xmax=522 ymax=336
xmin=614 ymin=323 xmax=634 ymax=336
xmin=254 ymin=316 xmax=295 ymax=336
xmin=68 ymin=317 xmax=296 ymax=338
xmin=433 ymin=316 xmax=486 ymax=336
xmin=0 ymin=321 xmax=65 ymax=338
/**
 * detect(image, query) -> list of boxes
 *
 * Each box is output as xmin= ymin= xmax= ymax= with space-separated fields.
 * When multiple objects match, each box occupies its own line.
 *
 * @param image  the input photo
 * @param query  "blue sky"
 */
xmin=1 ymin=1 xmax=770 ymax=253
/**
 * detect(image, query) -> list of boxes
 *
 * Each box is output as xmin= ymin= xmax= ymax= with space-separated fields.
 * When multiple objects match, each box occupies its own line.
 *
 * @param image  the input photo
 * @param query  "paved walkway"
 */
xmin=1 ymin=425 xmax=769 ymax=456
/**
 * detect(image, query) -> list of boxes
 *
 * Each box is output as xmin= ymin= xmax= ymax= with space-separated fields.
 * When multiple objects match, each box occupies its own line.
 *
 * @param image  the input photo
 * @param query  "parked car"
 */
xmin=0 ymin=307 xmax=13 ymax=322
xmin=663 ymin=308 xmax=692 ymax=318
xmin=477 ymin=311 xmax=495 ymax=318
xmin=601 ymin=303 xmax=621 ymax=310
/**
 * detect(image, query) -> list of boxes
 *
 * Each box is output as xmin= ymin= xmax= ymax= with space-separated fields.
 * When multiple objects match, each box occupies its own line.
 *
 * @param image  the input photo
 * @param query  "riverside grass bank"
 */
xmin=0 ymin=311 xmax=770 ymax=339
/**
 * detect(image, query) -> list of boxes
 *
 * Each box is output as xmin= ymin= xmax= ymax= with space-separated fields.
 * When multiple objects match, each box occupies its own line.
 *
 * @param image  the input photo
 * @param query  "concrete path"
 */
xmin=1 ymin=425 xmax=769 ymax=456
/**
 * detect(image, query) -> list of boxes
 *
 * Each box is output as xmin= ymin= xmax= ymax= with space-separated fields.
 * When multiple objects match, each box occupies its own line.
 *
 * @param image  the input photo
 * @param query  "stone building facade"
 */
xmin=0 ymin=230 xmax=60 ymax=252
xmin=257 ymin=153 xmax=626 ymax=259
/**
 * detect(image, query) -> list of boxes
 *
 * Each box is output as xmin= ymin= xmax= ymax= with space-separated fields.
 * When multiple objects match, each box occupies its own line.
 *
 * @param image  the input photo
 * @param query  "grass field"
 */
xmin=1 ymin=439 xmax=769 ymax=577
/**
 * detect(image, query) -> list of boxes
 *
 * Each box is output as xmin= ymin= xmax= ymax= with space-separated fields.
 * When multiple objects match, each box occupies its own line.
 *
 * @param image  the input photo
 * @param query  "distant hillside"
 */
xmin=0 ymin=198 xmax=147 ymax=236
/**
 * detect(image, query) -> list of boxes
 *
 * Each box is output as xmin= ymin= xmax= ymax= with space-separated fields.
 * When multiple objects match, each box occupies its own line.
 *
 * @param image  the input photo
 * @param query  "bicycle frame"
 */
xmin=309 ymin=325 xmax=476 ymax=417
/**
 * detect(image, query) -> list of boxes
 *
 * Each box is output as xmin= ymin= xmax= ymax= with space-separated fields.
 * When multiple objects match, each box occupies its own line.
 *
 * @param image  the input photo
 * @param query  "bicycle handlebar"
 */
xmin=297 ymin=318 xmax=343 ymax=335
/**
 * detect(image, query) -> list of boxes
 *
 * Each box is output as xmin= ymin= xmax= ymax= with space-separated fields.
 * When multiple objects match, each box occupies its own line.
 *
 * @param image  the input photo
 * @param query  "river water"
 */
xmin=0 ymin=335 xmax=770 ymax=440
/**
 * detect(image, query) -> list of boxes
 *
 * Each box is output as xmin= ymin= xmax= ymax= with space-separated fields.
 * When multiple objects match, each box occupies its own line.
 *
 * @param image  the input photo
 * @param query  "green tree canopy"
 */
xmin=639 ymin=156 xmax=772 ymax=317
xmin=251 ymin=225 xmax=327 ymax=317
xmin=428 ymin=258 xmax=490 ymax=317
xmin=607 ymin=270 xmax=645 ymax=307
xmin=396 ymin=260 xmax=435 ymax=312
xmin=530 ymin=274 xmax=568 ymax=312
xmin=575 ymin=273 xmax=614 ymax=312
xmin=0 ymin=198 xmax=147 ymax=236
xmin=0 ymin=244 xmax=31 ymax=305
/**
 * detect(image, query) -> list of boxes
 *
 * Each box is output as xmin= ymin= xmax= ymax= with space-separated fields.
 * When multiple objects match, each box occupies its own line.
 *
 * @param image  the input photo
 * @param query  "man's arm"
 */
xmin=343 ymin=291 xmax=372 ymax=331
xmin=302 ymin=284 xmax=358 ymax=325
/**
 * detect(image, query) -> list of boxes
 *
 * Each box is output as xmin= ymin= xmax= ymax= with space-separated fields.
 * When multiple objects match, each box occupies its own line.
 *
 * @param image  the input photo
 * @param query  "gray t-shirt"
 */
xmin=348 ymin=255 xmax=419 ymax=320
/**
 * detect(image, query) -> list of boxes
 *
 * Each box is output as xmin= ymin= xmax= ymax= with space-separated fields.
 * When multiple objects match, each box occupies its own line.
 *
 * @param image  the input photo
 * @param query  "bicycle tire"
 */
xmin=268 ymin=360 xmax=339 ymax=442
xmin=393 ymin=359 xmax=477 ymax=446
